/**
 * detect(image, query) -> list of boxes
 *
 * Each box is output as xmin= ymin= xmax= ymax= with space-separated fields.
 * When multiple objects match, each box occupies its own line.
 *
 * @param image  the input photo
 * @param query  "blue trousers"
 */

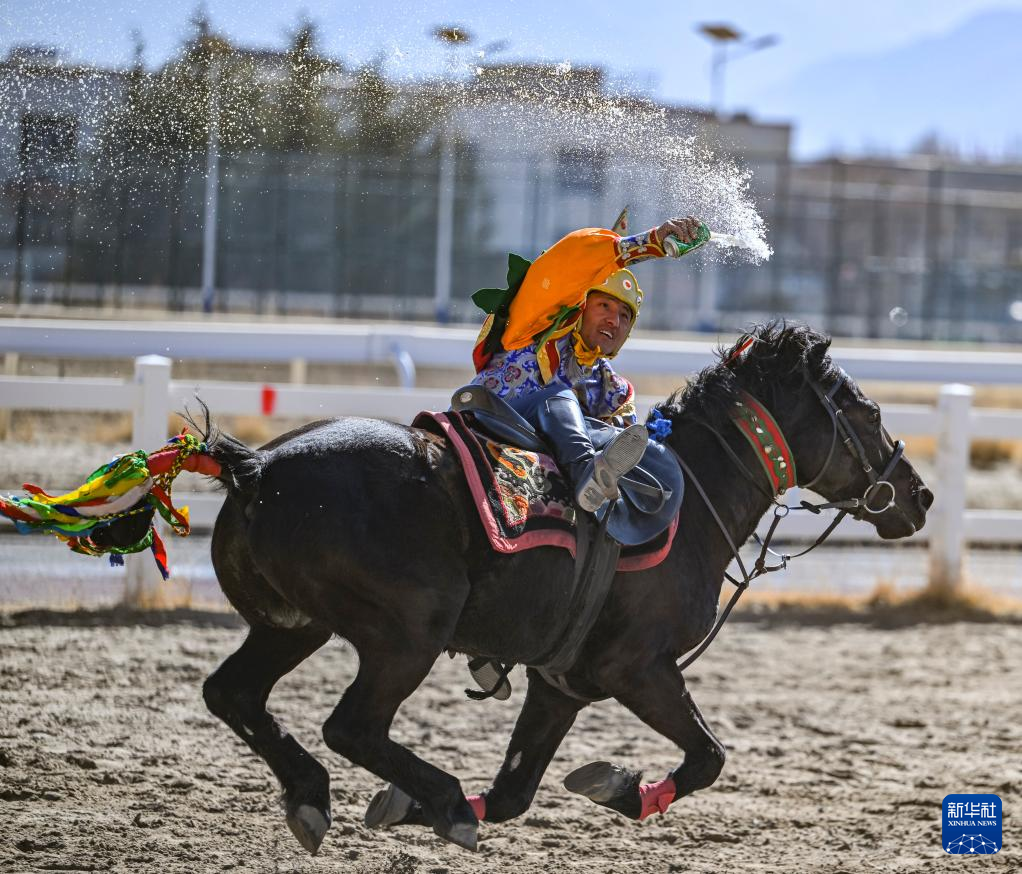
xmin=506 ymin=384 xmax=594 ymax=472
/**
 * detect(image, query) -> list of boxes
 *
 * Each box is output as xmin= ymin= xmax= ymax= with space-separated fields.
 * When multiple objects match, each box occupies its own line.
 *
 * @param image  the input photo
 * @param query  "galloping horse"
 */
xmin=188 ymin=323 xmax=931 ymax=854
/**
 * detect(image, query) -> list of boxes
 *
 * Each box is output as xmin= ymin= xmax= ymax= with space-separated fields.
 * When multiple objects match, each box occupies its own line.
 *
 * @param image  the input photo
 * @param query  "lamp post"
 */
xmin=430 ymin=25 xmax=472 ymax=324
xmin=696 ymin=23 xmax=779 ymax=115
xmin=429 ymin=25 xmax=507 ymax=324
xmin=200 ymin=56 xmax=222 ymax=315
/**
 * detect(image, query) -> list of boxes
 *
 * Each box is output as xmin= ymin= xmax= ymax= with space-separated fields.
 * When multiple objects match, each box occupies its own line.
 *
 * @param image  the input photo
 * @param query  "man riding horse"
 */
xmin=466 ymin=214 xmax=705 ymax=696
xmin=470 ymin=214 xmax=705 ymax=512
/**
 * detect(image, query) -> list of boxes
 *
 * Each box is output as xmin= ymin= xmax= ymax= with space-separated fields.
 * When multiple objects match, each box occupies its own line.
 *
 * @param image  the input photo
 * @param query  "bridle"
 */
xmin=802 ymin=372 xmax=905 ymax=521
xmin=670 ymin=368 xmax=907 ymax=672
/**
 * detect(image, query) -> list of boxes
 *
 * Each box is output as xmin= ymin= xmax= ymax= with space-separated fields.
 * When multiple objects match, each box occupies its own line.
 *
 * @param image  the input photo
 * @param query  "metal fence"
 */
xmin=2 ymin=146 xmax=1022 ymax=342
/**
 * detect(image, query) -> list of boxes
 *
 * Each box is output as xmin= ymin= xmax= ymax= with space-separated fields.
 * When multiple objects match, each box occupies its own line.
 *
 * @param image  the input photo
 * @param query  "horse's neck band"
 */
xmin=728 ymin=390 xmax=797 ymax=496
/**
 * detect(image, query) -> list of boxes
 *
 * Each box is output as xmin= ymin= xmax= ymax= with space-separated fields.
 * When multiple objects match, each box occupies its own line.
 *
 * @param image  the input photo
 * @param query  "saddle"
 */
xmin=449 ymin=385 xmax=684 ymax=548
xmin=413 ymin=387 xmax=684 ymax=677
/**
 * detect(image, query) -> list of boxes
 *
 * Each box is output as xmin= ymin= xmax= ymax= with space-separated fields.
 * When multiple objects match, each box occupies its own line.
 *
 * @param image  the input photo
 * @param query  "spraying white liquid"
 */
xmin=708 ymin=231 xmax=772 ymax=262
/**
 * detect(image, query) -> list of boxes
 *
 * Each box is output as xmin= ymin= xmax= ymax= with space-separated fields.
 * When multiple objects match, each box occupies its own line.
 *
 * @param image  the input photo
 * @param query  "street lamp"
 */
xmin=433 ymin=25 xmax=472 ymax=45
xmin=201 ymin=56 xmax=221 ymax=315
xmin=431 ymin=25 xmax=473 ymax=323
xmin=428 ymin=25 xmax=508 ymax=324
xmin=696 ymin=23 xmax=779 ymax=115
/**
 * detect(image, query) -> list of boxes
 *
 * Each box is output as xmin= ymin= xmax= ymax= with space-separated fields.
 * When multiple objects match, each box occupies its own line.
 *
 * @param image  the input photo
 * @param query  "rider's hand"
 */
xmin=655 ymin=216 xmax=702 ymax=244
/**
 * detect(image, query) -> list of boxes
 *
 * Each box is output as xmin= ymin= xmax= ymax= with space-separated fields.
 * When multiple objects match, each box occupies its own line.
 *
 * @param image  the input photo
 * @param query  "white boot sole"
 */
xmin=576 ymin=424 xmax=648 ymax=512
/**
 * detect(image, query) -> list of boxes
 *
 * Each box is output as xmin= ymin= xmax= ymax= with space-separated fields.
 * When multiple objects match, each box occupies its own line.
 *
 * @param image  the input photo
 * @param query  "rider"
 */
xmin=470 ymin=215 xmax=705 ymax=512
xmin=465 ymin=215 xmax=704 ymax=700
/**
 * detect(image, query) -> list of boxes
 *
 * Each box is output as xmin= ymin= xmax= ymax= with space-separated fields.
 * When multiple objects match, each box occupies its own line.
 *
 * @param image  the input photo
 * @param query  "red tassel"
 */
xmin=149 ymin=484 xmax=189 ymax=529
xmin=149 ymin=526 xmax=170 ymax=580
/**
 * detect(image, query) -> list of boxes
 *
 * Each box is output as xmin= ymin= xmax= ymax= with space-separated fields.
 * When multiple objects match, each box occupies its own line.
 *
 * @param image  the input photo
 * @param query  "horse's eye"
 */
xmin=869 ymin=409 xmax=881 ymax=425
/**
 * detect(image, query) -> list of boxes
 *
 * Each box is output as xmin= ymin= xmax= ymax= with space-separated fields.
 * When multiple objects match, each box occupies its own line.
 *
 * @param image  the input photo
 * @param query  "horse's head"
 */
xmin=720 ymin=323 xmax=932 ymax=539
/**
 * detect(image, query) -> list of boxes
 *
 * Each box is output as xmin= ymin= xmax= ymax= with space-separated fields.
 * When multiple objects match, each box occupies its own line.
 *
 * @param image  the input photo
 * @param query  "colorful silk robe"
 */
xmin=470 ymin=225 xmax=670 ymax=424
xmin=471 ymin=334 xmax=638 ymax=423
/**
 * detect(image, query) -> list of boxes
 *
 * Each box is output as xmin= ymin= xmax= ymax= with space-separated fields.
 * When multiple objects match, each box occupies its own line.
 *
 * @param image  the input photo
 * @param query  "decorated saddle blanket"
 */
xmin=412 ymin=410 xmax=677 ymax=572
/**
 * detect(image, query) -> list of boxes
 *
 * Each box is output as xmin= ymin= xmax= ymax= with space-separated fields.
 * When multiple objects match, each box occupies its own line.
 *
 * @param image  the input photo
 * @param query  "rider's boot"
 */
xmin=537 ymin=393 xmax=649 ymax=513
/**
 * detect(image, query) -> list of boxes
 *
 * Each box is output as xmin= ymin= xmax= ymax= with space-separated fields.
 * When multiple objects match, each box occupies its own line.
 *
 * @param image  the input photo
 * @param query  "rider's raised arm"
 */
xmin=501 ymin=225 xmax=677 ymax=351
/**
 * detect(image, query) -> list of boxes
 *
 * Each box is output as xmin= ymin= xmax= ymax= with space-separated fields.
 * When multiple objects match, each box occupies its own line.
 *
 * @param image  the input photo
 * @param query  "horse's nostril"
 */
xmin=918 ymin=487 xmax=934 ymax=511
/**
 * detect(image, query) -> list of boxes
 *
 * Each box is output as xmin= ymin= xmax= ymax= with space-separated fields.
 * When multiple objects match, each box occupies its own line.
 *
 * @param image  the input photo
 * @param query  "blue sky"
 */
xmin=3 ymin=0 xmax=1020 ymax=154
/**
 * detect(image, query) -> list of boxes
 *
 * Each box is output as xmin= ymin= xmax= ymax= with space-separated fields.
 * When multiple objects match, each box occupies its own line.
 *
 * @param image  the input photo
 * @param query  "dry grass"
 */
xmin=87 ymin=413 xmax=133 ymax=444
xmin=6 ymin=577 xmax=1020 ymax=629
xmin=7 ymin=412 xmax=281 ymax=449
xmin=736 ymin=578 xmax=1022 ymax=626
xmin=971 ymin=437 xmax=1022 ymax=469
xmin=121 ymin=576 xmax=198 ymax=611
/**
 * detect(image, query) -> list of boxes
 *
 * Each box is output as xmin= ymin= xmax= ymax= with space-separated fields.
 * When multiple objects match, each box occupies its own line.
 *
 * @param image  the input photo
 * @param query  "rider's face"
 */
xmin=579 ymin=291 xmax=633 ymax=356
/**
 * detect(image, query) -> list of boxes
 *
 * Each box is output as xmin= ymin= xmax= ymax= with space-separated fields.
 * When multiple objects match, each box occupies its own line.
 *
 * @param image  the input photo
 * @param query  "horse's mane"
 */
xmin=654 ymin=320 xmax=839 ymax=429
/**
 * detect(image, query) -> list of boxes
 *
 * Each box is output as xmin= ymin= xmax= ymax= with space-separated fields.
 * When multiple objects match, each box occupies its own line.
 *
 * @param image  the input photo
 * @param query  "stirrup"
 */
xmin=575 ymin=423 xmax=649 ymax=513
xmin=467 ymin=657 xmax=512 ymax=701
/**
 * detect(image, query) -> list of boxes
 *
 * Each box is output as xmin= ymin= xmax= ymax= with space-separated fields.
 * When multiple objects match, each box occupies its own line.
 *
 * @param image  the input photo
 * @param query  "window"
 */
xmin=20 ymin=114 xmax=78 ymax=177
xmin=556 ymin=147 xmax=605 ymax=195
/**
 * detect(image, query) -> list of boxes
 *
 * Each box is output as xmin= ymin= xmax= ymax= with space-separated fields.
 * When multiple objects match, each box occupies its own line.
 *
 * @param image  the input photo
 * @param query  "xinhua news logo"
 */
xmin=942 ymin=794 xmax=1001 ymax=855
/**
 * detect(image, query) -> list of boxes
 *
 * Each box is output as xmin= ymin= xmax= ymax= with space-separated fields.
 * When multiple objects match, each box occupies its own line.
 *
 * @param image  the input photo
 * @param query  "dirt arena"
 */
xmin=1 ymin=614 xmax=1019 ymax=873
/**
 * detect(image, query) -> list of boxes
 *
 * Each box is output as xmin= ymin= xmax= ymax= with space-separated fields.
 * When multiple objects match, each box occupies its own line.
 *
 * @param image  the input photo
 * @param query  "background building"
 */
xmin=1 ymin=44 xmax=1020 ymax=342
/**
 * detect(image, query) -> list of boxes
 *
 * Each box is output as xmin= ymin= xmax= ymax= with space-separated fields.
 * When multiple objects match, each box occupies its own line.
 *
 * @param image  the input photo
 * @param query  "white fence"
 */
xmin=2 ymin=348 xmax=1022 ymax=599
xmin=6 ymin=317 xmax=1022 ymax=384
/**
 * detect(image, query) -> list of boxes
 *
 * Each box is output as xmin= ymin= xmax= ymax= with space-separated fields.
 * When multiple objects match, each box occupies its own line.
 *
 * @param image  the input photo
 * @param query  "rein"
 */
xmin=670 ymin=370 xmax=906 ymax=673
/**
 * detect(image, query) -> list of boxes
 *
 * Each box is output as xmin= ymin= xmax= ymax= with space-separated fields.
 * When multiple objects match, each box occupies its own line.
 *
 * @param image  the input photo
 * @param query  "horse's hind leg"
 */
xmin=564 ymin=656 xmax=726 ymax=821
xmin=203 ymin=622 xmax=333 ymax=853
xmin=322 ymin=641 xmax=480 ymax=850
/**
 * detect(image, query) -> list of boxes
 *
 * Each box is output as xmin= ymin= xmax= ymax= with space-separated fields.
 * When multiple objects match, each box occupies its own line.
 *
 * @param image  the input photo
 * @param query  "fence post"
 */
xmin=390 ymin=343 xmax=416 ymax=389
xmin=927 ymin=383 xmax=973 ymax=594
xmin=0 ymin=352 xmax=18 ymax=439
xmin=125 ymin=355 xmax=172 ymax=607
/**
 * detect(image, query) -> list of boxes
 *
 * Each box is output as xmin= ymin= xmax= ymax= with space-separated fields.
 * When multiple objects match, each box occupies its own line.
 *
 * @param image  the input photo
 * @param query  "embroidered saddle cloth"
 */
xmin=411 ymin=409 xmax=682 ymax=572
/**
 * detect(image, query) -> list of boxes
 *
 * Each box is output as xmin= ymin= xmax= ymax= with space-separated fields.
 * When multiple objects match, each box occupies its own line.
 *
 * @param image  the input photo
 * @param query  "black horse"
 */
xmin=184 ymin=323 xmax=931 ymax=854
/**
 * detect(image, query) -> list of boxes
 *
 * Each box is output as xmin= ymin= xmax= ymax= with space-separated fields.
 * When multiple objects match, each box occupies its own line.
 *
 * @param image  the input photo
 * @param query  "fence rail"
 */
xmin=2 ymin=353 xmax=1020 ymax=600
xmin=6 ymin=319 xmax=1022 ymax=384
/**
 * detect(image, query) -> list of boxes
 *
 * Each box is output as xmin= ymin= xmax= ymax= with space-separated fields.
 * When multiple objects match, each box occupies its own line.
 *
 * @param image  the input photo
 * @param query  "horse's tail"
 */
xmin=182 ymin=399 xmax=265 ymax=504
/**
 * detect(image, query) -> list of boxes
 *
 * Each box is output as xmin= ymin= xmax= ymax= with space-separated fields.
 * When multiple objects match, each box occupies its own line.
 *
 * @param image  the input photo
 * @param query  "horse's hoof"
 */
xmin=564 ymin=761 xmax=642 ymax=818
xmin=434 ymin=818 xmax=478 ymax=852
xmin=364 ymin=783 xmax=414 ymax=829
xmin=564 ymin=761 xmax=634 ymax=803
xmin=286 ymin=803 xmax=331 ymax=855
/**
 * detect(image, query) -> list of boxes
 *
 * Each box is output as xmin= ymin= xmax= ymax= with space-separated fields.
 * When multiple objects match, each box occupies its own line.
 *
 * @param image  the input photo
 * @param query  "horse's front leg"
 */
xmin=564 ymin=655 xmax=726 ymax=821
xmin=364 ymin=668 xmax=587 ymax=830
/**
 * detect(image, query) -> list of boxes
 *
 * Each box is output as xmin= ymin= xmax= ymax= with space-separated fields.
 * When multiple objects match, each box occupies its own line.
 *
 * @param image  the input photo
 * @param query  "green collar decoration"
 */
xmin=729 ymin=390 xmax=797 ymax=495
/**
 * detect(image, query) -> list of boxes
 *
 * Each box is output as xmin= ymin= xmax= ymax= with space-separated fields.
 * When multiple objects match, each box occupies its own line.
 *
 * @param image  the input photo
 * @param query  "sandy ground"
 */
xmin=1 ymin=616 xmax=1019 ymax=873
